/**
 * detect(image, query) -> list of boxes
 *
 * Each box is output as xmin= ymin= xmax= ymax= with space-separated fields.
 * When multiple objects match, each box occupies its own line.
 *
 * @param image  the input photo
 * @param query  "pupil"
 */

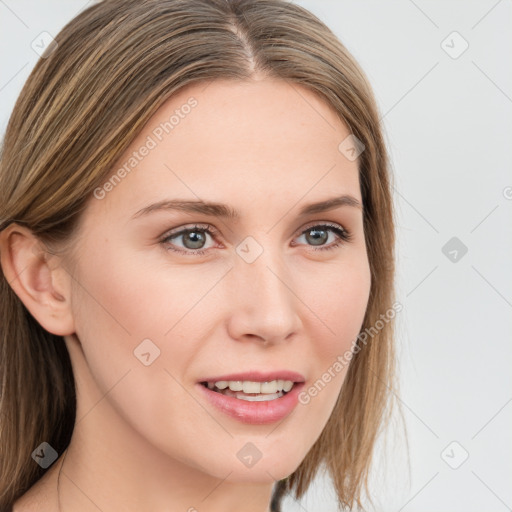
xmin=307 ymin=228 xmax=327 ymax=246
xmin=185 ymin=231 xmax=205 ymax=249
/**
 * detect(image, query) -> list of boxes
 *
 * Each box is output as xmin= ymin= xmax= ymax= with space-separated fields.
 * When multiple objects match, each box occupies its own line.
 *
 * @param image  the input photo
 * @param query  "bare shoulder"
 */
xmin=12 ymin=456 xmax=63 ymax=512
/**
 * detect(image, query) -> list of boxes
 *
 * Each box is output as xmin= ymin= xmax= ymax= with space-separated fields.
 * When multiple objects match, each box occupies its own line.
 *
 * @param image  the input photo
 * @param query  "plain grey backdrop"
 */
xmin=1 ymin=1 xmax=511 ymax=511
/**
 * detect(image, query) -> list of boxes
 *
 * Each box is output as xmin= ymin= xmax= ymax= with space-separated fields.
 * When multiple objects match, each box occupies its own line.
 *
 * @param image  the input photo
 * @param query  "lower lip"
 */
xmin=197 ymin=382 xmax=305 ymax=425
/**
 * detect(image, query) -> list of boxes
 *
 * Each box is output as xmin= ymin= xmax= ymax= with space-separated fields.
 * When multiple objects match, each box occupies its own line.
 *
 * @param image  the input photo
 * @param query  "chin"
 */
xmin=190 ymin=452 xmax=301 ymax=484
xmin=231 ymin=456 xmax=302 ymax=483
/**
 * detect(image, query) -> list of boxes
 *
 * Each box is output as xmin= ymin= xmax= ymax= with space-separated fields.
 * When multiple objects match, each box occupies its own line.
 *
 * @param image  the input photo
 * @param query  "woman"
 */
xmin=0 ymin=0 xmax=397 ymax=510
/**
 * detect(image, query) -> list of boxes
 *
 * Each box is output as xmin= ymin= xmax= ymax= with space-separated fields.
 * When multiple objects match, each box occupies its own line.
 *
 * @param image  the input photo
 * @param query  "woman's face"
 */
xmin=65 ymin=78 xmax=371 ymax=483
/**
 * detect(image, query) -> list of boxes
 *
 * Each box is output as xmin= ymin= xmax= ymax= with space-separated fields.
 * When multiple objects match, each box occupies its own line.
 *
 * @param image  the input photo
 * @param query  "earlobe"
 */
xmin=0 ymin=224 xmax=75 ymax=336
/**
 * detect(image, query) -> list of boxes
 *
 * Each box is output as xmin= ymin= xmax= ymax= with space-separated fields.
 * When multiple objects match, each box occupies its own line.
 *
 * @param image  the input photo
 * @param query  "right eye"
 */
xmin=159 ymin=223 xmax=219 ymax=255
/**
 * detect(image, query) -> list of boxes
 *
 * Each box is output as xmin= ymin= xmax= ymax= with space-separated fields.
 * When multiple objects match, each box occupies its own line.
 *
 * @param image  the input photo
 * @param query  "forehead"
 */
xmin=157 ymin=77 xmax=352 ymax=163
xmin=87 ymin=78 xmax=362 ymax=224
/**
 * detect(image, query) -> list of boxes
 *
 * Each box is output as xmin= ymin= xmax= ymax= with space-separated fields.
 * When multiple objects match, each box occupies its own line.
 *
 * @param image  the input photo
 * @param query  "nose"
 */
xmin=225 ymin=246 xmax=302 ymax=345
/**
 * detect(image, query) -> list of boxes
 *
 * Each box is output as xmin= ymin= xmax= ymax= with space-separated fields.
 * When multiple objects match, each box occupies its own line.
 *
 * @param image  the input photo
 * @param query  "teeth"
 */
xmin=228 ymin=381 xmax=243 ymax=392
xmin=242 ymin=381 xmax=260 ymax=394
xmin=260 ymin=381 xmax=277 ymax=393
xmin=206 ymin=379 xmax=294 ymax=394
xmin=282 ymin=380 xmax=294 ymax=392
xmin=236 ymin=391 xmax=283 ymax=401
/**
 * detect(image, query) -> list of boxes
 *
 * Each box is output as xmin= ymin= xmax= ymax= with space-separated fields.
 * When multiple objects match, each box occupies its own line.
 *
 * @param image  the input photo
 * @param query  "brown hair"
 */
xmin=0 ymin=0 xmax=398 ymax=510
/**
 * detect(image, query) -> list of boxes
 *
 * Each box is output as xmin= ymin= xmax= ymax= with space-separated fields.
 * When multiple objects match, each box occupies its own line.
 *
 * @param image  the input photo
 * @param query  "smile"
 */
xmin=201 ymin=379 xmax=295 ymax=401
xmin=197 ymin=380 xmax=305 ymax=424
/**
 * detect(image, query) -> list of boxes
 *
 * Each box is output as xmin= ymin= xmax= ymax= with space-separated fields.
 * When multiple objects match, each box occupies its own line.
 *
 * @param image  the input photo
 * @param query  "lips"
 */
xmin=197 ymin=380 xmax=306 ymax=424
xmin=198 ymin=370 xmax=306 ymax=384
xmin=196 ymin=369 xmax=306 ymax=424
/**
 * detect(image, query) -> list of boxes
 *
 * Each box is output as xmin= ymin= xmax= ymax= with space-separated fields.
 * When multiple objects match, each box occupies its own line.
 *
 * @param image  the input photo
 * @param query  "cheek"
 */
xmin=69 ymin=245 xmax=192 ymax=397
xmin=303 ymin=257 xmax=371 ymax=359
xmin=293 ymin=258 xmax=371 ymax=421
xmin=68 ymin=244 xmax=225 ymax=419
xmin=71 ymin=243 xmax=214 ymax=348
xmin=69 ymin=248 xmax=218 ymax=465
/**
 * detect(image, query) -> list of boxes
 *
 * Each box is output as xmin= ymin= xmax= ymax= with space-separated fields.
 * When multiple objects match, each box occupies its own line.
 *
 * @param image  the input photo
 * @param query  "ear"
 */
xmin=0 ymin=223 xmax=75 ymax=336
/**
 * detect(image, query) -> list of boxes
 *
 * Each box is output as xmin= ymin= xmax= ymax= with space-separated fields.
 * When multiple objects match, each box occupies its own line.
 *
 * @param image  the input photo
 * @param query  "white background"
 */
xmin=1 ymin=1 xmax=511 ymax=511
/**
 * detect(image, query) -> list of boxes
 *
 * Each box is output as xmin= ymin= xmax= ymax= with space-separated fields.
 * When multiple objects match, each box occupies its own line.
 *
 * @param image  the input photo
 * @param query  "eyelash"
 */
xmin=159 ymin=222 xmax=352 ymax=256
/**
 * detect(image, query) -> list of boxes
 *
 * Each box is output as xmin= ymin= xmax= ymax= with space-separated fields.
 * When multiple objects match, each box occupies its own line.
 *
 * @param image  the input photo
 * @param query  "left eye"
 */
xmin=160 ymin=223 xmax=351 ymax=256
xmin=293 ymin=224 xmax=350 ymax=249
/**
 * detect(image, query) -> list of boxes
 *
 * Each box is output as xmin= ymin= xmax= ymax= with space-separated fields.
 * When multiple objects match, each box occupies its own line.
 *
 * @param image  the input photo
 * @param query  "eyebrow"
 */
xmin=131 ymin=194 xmax=363 ymax=221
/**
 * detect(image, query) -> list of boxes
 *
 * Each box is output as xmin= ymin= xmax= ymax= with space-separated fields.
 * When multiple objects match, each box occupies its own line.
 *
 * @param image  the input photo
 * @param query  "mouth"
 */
xmin=199 ymin=379 xmax=297 ymax=402
xmin=197 ymin=375 xmax=306 ymax=424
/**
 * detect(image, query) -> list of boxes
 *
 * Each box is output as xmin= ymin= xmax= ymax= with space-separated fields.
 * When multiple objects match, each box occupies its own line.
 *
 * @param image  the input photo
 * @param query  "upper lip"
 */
xmin=199 ymin=370 xmax=305 ymax=383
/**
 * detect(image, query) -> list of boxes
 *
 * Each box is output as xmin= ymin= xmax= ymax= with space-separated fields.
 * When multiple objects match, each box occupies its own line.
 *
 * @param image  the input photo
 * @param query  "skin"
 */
xmin=4 ymin=77 xmax=371 ymax=512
